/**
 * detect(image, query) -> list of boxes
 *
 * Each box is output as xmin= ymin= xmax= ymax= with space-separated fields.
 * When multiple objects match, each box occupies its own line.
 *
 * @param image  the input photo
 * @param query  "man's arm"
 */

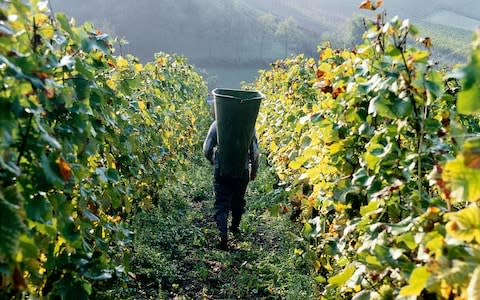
xmin=203 ymin=121 xmax=217 ymax=165
xmin=249 ymin=133 xmax=260 ymax=180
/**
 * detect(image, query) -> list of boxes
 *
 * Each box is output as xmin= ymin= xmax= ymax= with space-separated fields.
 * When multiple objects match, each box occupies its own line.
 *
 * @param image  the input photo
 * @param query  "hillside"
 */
xmin=49 ymin=0 xmax=317 ymax=64
xmin=50 ymin=0 xmax=478 ymax=87
xmin=243 ymin=0 xmax=478 ymax=60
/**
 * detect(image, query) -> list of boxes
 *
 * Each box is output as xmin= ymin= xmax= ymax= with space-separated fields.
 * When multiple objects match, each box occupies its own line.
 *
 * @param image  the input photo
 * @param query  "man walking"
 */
xmin=203 ymin=121 xmax=259 ymax=250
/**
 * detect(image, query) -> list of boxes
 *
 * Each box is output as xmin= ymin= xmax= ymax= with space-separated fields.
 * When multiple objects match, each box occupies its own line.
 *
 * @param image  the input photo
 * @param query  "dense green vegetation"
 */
xmin=251 ymin=6 xmax=480 ymax=299
xmin=0 ymin=1 xmax=208 ymax=297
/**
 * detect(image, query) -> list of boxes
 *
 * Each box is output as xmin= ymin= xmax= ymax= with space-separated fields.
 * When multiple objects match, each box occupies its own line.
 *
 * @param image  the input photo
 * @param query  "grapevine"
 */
xmin=0 ymin=1 xmax=208 ymax=298
xmin=252 ymin=9 xmax=480 ymax=299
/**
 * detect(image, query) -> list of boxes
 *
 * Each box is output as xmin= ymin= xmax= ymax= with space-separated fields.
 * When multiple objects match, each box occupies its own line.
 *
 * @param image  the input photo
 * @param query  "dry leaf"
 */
xmin=45 ymin=87 xmax=55 ymax=99
xmin=359 ymin=0 xmax=372 ymax=10
xmin=316 ymin=68 xmax=325 ymax=79
xmin=422 ymin=37 xmax=432 ymax=49
xmin=33 ymin=71 xmax=49 ymax=81
xmin=58 ymin=158 xmax=72 ymax=181
xmin=465 ymin=153 xmax=480 ymax=169
xmin=332 ymin=86 xmax=345 ymax=99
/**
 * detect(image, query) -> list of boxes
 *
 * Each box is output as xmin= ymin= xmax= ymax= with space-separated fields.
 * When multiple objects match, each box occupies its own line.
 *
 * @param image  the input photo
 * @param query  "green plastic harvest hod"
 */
xmin=212 ymin=88 xmax=264 ymax=178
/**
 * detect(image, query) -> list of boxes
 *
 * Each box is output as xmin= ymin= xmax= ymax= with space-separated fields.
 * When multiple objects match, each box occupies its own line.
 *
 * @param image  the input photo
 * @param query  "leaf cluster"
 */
xmin=0 ymin=1 xmax=208 ymax=298
xmin=252 ymin=9 xmax=480 ymax=300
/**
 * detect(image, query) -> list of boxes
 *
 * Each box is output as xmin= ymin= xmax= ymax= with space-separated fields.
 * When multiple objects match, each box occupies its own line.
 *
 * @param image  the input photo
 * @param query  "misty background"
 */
xmin=50 ymin=0 xmax=480 ymax=89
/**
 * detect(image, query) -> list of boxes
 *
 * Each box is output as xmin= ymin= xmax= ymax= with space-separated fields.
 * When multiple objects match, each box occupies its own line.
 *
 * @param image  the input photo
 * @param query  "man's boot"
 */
xmin=215 ymin=212 xmax=229 ymax=250
xmin=218 ymin=234 xmax=228 ymax=250
xmin=230 ymin=216 xmax=241 ymax=236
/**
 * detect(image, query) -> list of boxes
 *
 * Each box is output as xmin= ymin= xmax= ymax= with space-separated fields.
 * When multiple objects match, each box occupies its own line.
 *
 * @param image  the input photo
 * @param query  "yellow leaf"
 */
xmin=156 ymin=56 xmax=168 ymax=67
xmin=440 ymin=280 xmax=452 ymax=299
xmin=445 ymin=205 xmax=480 ymax=242
xmin=328 ymin=265 xmax=356 ymax=286
xmin=138 ymin=100 xmax=146 ymax=111
xmin=106 ymin=79 xmax=117 ymax=90
xmin=443 ymin=154 xmax=480 ymax=202
xmin=399 ymin=266 xmax=430 ymax=296
xmin=116 ymin=56 xmax=129 ymax=69
xmin=39 ymin=26 xmax=54 ymax=39
xmin=270 ymin=141 xmax=278 ymax=152
xmin=134 ymin=63 xmax=143 ymax=72
xmin=34 ymin=13 xmax=49 ymax=27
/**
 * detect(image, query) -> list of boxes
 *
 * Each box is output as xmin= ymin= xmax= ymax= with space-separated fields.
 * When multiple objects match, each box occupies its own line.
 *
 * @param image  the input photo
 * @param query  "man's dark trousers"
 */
xmin=213 ymin=169 xmax=249 ymax=238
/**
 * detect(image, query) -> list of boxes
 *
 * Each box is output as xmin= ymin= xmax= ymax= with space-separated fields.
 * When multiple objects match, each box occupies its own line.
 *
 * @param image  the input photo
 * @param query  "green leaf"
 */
xmin=458 ymin=86 xmax=480 ymax=115
xmin=396 ymin=232 xmax=417 ymax=250
xmin=59 ymin=217 xmax=80 ymax=243
xmin=365 ymin=255 xmax=381 ymax=266
xmin=56 ymin=13 xmax=79 ymax=43
xmin=75 ymin=58 xmax=95 ymax=80
xmin=35 ymin=116 xmax=62 ymax=150
xmin=371 ymin=97 xmax=396 ymax=119
xmin=270 ymin=204 xmax=280 ymax=217
xmin=0 ymin=191 xmax=24 ymax=260
xmin=352 ymin=168 xmax=371 ymax=186
xmin=26 ymin=196 xmax=52 ymax=222
xmin=51 ymin=275 xmax=91 ymax=299
xmin=0 ymin=188 xmax=25 ymax=261
xmin=0 ymin=54 xmax=26 ymax=80
xmin=352 ymin=290 xmax=373 ymax=300
xmin=73 ymin=78 xmax=91 ymax=101
xmin=392 ymin=98 xmax=413 ymax=118
xmin=302 ymin=222 xmax=313 ymax=239
xmin=457 ymin=45 xmax=480 ymax=114
xmin=328 ymin=265 xmax=356 ymax=286
xmin=440 ymin=261 xmax=475 ymax=286
xmin=82 ymin=209 xmax=100 ymax=222
xmin=399 ymin=266 xmax=430 ymax=296
xmin=80 ymin=32 xmax=109 ymax=54
xmin=41 ymin=154 xmax=63 ymax=188
xmin=360 ymin=200 xmax=380 ymax=217
xmin=0 ymin=155 xmax=20 ymax=176
xmin=18 ymin=235 xmax=38 ymax=260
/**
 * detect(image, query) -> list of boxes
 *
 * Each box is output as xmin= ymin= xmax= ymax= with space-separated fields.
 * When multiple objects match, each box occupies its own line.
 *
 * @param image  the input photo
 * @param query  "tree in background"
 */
xmin=343 ymin=15 xmax=366 ymax=48
xmin=275 ymin=17 xmax=302 ymax=57
xmin=257 ymin=13 xmax=277 ymax=61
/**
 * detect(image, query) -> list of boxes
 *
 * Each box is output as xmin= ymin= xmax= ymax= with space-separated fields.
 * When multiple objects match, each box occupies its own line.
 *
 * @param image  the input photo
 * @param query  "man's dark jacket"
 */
xmin=203 ymin=121 xmax=259 ymax=178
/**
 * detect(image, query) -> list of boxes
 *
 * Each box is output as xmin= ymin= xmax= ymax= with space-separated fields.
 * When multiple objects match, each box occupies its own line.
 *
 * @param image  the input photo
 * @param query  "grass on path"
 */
xmin=102 ymin=161 xmax=318 ymax=299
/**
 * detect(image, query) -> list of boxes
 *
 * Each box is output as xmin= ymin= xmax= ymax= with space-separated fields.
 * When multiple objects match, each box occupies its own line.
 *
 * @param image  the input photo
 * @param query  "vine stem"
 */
xmin=417 ymin=109 xmax=425 ymax=200
xmin=397 ymin=30 xmax=425 ymax=209
xmin=17 ymin=114 xmax=34 ymax=165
